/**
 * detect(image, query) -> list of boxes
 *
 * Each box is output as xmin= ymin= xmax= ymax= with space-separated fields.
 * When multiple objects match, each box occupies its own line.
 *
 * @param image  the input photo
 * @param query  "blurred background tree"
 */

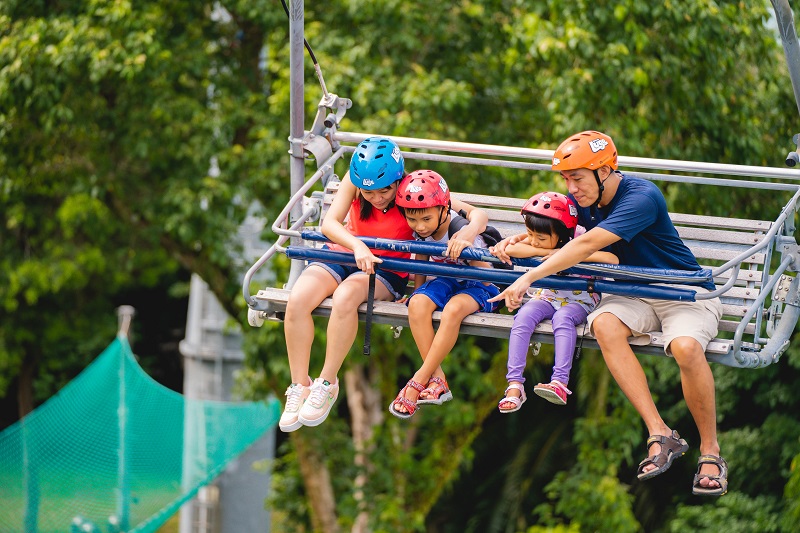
xmin=2 ymin=0 xmax=799 ymax=531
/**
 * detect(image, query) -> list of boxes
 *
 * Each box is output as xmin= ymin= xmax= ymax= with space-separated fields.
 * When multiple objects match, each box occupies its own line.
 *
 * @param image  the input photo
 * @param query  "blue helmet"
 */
xmin=349 ymin=137 xmax=405 ymax=190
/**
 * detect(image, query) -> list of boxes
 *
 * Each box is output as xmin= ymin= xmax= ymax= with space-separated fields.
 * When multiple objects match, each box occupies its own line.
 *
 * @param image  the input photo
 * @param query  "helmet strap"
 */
xmin=592 ymin=169 xmax=605 ymax=209
xmin=432 ymin=204 xmax=450 ymax=236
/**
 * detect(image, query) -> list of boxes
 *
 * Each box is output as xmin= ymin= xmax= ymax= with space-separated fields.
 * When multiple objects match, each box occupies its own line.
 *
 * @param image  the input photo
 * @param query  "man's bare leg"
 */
xmin=592 ymin=313 xmax=672 ymax=475
xmin=669 ymin=336 xmax=722 ymax=489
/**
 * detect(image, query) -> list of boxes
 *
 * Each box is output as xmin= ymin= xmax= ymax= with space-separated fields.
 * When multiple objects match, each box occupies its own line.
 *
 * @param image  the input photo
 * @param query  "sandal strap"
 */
xmin=498 ymin=394 xmax=523 ymax=407
xmin=646 ymin=430 xmax=682 ymax=450
xmin=501 ymin=383 xmax=526 ymax=404
xmin=697 ymin=454 xmax=728 ymax=468
xmin=638 ymin=430 xmax=688 ymax=471
xmin=408 ymin=379 xmax=425 ymax=393
xmin=504 ymin=382 xmax=525 ymax=394
xmin=392 ymin=380 xmax=425 ymax=416
xmin=427 ymin=376 xmax=446 ymax=388
xmin=695 ymin=454 xmax=728 ymax=479
xmin=393 ymin=395 xmax=419 ymax=415
xmin=423 ymin=376 xmax=449 ymax=396
xmin=693 ymin=454 xmax=729 ymax=492
xmin=549 ymin=380 xmax=572 ymax=395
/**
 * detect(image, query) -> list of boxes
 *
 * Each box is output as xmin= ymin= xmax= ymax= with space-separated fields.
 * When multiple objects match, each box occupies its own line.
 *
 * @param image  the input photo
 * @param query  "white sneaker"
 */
xmin=297 ymin=378 xmax=339 ymax=427
xmin=279 ymin=378 xmax=311 ymax=432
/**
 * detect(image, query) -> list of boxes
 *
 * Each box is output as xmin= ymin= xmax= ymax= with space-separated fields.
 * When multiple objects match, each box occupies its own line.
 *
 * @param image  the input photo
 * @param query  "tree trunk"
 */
xmin=344 ymin=365 xmax=384 ymax=533
xmin=19 ymin=352 xmax=39 ymax=533
xmin=292 ymin=431 xmax=340 ymax=533
xmin=585 ymin=349 xmax=610 ymax=419
xmin=18 ymin=352 xmax=36 ymax=418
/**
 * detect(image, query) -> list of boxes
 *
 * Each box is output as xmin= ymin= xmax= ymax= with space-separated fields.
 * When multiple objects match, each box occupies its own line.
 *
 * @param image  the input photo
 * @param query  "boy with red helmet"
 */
xmin=491 ymin=131 xmax=726 ymax=496
xmin=389 ymin=170 xmax=500 ymax=419
xmin=493 ymin=192 xmax=618 ymax=410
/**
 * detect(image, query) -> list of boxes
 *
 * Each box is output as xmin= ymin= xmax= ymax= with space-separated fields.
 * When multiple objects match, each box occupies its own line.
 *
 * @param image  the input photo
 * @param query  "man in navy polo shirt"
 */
xmin=490 ymin=131 xmax=727 ymax=496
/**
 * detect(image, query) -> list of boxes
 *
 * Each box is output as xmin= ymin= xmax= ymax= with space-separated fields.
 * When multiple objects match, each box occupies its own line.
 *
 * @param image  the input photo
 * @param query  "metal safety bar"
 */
xmin=334 ymin=132 xmax=800 ymax=181
xmin=299 ymin=231 xmax=715 ymax=285
xmin=284 ymin=246 xmax=701 ymax=301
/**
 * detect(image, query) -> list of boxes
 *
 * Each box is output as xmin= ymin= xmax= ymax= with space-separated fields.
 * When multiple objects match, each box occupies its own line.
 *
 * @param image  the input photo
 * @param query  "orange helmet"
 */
xmin=551 ymin=131 xmax=618 ymax=171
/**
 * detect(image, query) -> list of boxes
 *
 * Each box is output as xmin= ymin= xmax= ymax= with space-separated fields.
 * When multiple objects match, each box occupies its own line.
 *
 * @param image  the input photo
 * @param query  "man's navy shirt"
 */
xmin=570 ymin=174 xmax=715 ymax=291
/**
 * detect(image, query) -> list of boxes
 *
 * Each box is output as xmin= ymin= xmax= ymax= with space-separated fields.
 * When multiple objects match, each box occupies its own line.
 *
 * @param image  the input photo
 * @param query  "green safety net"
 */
xmin=0 ymin=337 xmax=280 ymax=533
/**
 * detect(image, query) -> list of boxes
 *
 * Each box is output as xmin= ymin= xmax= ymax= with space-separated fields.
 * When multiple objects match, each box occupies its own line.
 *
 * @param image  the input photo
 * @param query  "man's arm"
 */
xmin=489 ymin=227 xmax=621 ymax=309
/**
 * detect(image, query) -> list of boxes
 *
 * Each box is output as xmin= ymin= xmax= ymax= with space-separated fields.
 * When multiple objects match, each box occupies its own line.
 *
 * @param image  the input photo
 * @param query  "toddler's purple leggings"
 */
xmin=506 ymin=299 xmax=588 ymax=385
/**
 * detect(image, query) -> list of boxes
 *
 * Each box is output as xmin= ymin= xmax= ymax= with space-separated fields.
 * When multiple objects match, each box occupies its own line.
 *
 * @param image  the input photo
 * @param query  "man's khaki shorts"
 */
xmin=587 ymin=286 xmax=723 ymax=355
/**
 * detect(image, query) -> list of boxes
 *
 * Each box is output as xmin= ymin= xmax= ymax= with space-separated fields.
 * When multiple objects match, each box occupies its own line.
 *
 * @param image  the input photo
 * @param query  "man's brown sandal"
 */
xmin=636 ymin=430 xmax=689 ymax=480
xmin=692 ymin=454 xmax=728 ymax=496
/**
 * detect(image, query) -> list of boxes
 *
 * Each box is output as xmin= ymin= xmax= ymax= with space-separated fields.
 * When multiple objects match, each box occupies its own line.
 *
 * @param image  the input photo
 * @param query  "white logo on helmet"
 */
xmin=391 ymin=146 xmax=401 ymax=163
xmin=438 ymin=179 xmax=448 ymax=192
xmin=589 ymin=139 xmax=609 ymax=153
xmin=552 ymin=157 xmax=561 ymax=166
xmin=408 ymin=184 xmax=423 ymax=193
xmin=540 ymin=194 xmax=552 ymax=202
xmin=362 ymin=179 xmax=375 ymax=187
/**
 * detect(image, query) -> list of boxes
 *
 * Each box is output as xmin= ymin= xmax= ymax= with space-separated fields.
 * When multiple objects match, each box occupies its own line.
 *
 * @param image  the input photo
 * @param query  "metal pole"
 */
xmin=115 ymin=305 xmax=135 ymax=532
xmin=288 ymin=0 xmax=306 ymax=287
xmin=772 ymin=0 xmax=800 ymax=118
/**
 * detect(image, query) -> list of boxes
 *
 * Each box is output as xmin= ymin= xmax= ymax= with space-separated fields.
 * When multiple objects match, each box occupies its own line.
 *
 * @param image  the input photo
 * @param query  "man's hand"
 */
xmin=488 ymin=277 xmax=531 ymax=310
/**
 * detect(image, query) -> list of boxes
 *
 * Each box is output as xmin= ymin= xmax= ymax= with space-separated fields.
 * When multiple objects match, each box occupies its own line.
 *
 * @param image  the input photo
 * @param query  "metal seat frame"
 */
xmin=243 ymin=0 xmax=800 ymax=369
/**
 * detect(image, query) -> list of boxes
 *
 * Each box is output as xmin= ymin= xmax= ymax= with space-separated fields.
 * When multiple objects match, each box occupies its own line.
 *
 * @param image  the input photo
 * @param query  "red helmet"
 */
xmin=396 ymin=170 xmax=450 ymax=209
xmin=521 ymin=191 xmax=578 ymax=229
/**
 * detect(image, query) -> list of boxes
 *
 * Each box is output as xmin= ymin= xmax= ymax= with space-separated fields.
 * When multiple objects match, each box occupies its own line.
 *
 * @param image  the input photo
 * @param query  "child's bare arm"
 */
xmin=504 ymin=241 xmax=553 ymax=258
xmin=450 ymin=198 xmax=488 ymax=244
xmin=503 ymin=240 xmax=618 ymax=264
xmin=412 ymin=254 xmax=429 ymax=289
xmin=490 ymin=233 xmax=529 ymax=264
xmin=467 ymin=259 xmax=496 ymax=285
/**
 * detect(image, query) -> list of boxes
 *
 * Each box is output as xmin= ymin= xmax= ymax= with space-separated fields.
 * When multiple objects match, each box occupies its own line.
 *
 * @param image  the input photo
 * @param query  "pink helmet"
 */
xmin=521 ymin=191 xmax=578 ymax=229
xmin=396 ymin=170 xmax=450 ymax=209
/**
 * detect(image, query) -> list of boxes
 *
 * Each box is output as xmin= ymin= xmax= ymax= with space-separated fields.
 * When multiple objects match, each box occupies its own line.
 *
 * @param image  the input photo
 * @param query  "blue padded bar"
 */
xmin=286 ymin=246 xmax=698 ymax=301
xmin=299 ymin=231 xmax=713 ymax=285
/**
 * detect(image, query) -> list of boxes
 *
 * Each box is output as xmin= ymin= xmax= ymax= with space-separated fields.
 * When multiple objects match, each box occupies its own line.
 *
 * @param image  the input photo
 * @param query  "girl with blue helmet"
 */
xmin=278 ymin=137 xmax=489 ymax=432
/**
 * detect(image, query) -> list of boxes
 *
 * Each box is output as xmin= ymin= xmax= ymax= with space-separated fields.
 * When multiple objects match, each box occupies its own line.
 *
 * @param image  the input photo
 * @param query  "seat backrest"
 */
xmin=315 ymin=177 xmax=774 ymax=348
xmin=449 ymin=192 xmax=773 ymax=344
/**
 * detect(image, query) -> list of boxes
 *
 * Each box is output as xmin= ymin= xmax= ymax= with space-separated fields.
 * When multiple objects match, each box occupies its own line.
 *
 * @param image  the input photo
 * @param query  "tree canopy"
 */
xmin=2 ymin=0 xmax=800 ymax=531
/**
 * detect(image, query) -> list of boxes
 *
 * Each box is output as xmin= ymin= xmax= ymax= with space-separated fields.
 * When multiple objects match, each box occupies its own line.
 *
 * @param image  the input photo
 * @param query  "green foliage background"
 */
xmin=2 ymin=0 xmax=800 ymax=531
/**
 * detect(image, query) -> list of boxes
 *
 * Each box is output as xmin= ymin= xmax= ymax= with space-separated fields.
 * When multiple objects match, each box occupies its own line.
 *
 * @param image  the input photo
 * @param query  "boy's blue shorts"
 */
xmin=409 ymin=277 xmax=500 ymax=313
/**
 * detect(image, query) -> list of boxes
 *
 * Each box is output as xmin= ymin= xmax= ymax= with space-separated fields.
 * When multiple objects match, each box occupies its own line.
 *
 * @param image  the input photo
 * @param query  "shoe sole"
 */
xmin=533 ymin=387 xmax=567 ymax=405
xmin=388 ymin=404 xmax=414 ymax=419
xmin=298 ymin=405 xmax=335 ymax=427
xmin=279 ymin=418 xmax=303 ymax=432
xmin=417 ymin=391 xmax=453 ymax=406
xmin=692 ymin=486 xmax=728 ymax=496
